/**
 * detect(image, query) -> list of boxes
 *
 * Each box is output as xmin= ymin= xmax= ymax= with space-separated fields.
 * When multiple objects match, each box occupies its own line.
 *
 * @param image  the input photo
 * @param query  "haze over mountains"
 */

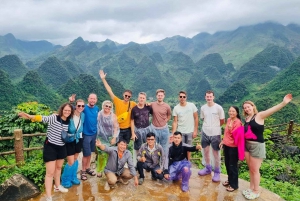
xmin=1 ymin=21 xmax=300 ymax=123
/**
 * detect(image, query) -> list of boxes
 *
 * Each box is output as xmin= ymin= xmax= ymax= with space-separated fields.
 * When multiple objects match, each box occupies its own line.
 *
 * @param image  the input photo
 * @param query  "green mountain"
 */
xmin=17 ymin=71 xmax=63 ymax=109
xmin=0 ymin=55 xmax=28 ymax=82
xmin=36 ymin=56 xmax=83 ymax=88
xmin=0 ymin=33 xmax=58 ymax=61
xmin=0 ymin=70 xmax=24 ymax=110
xmin=233 ymin=45 xmax=295 ymax=84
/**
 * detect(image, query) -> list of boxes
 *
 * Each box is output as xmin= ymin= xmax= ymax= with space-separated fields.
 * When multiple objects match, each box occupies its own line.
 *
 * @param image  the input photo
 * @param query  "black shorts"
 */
xmin=43 ymin=138 xmax=67 ymax=162
xmin=75 ymin=138 xmax=83 ymax=153
xmin=66 ymin=140 xmax=76 ymax=156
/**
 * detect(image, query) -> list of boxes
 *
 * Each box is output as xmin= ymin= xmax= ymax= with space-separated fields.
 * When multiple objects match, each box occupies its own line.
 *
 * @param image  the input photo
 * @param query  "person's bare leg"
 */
xmin=54 ymin=159 xmax=64 ymax=187
xmin=45 ymin=161 xmax=56 ymax=198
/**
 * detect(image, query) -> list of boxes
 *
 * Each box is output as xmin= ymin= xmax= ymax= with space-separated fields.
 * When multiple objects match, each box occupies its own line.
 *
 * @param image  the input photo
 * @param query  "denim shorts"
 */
xmin=201 ymin=131 xmax=221 ymax=151
xmin=82 ymin=134 xmax=97 ymax=157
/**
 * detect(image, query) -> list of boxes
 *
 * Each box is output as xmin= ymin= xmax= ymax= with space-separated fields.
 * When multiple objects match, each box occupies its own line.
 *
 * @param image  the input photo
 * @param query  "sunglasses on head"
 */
xmin=77 ymin=105 xmax=85 ymax=108
xmin=105 ymin=105 xmax=112 ymax=108
xmin=124 ymin=95 xmax=131 ymax=98
xmin=179 ymin=96 xmax=186 ymax=98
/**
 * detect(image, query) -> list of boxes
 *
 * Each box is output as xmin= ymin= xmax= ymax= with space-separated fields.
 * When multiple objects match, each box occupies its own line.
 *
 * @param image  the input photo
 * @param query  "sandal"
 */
xmin=86 ymin=168 xmax=96 ymax=176
xmin=244 ymin=192 xmax=260 ymax=200
xmin=226 ymin=185 xmax=237 ymax=192
xmin=81 ymin=171 xmax=88 ymax=181
xmin=222 ymin=180 xmax=229 ymax=186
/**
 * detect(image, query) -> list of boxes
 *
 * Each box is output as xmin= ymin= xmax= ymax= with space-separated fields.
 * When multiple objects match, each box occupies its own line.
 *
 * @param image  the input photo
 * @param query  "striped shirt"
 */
xmin=42 ymin=114 xmax=69 ymax=146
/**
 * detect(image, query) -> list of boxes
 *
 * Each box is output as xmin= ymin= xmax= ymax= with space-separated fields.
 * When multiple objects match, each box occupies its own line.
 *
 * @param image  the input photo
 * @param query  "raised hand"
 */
xmin=283 ymin=94 xmax=292 ymax=104
xmin=69 ymin=94 xmax=76 ymax=102
xmin=99 ymin=70 xmax=106 ymax=79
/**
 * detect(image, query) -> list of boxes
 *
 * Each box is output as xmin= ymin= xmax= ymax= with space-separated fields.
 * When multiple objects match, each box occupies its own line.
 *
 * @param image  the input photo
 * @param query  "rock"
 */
xmin=0 ymin=173 xmax=41 ymax=201
xmin=275 ymin=173 xmax=290 ymax=182
xmin=282 ymin=145 xmax=300 ymax=157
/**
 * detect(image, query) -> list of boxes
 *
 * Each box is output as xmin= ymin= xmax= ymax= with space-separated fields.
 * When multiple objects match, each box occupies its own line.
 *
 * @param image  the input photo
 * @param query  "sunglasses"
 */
xmin=105 ymin=105 xmax=112 ymax=108
xmin=77 ymin=105 xmax=85 ymax=108
xmin=179 ymin=96 xmax=186 ymax=98
xmin=147 ymin=138 xmax=155 ymax=141
xmin=124 ymin=95 xmax=131 ymax=98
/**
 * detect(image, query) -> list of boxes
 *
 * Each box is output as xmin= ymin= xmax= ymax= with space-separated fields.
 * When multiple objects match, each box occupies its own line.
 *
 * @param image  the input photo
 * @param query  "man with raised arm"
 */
xmin=172 ymin=90 xmax=198 ymax=160
xmin=151 ymin=89 xmax=171 ymax=154
xmin=95 ymin=139 xmax=138 ymax=190
xmin=198 ymin=90 xmax=225 ymax=182
xmin=69 ymin=93 xmax=99 ymax=180
xmin=99 ymin=70 xmax=136 ymax=144
xmin=164 ymin=131 xmax=202 ymax=192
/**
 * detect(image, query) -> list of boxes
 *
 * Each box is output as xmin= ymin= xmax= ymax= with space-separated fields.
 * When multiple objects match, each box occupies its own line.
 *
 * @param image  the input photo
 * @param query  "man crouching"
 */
xmin=137 ymin=132 xmax=165 ymax=185
xmin=163 ymin=131 xmax=202 ymax=192
xmin=95 ymin=139 xmax=138 ymax=190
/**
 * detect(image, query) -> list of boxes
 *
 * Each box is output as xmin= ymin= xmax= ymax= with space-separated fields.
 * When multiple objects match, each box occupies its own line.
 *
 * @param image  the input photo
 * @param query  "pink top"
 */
xmin=232 ymin=125 xmax=257 ymax=160
xmin=223 ymin=118 xmax=243 ymax=147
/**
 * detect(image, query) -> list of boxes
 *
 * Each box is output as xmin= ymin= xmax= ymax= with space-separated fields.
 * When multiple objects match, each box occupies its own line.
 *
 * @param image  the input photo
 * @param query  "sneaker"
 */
xmin=244 ymin=192 xmax=260 ymax=200
xmin=198 ymin=165 xmax=212 ymax=176
xmin=46 ymin=197 xmax=52 ymax=201
xmin=151 ymin=177 xmax=156 ymax=181
xmin=138 ymin=178 xmax=144 ymax=185
xmin=104 ymin=181 xmax=110 ymax=191
xmin=118 ymin=178 xmax=129 ymax=185
xmin=54 ymin=185 xmax=68 ymax=193
xmin=242 ymin=189 xmax=252 ymax=196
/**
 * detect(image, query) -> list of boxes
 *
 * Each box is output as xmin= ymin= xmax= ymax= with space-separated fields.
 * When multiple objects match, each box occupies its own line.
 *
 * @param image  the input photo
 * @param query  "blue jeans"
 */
xmin=151 ymin=124 xmax=170 ymax=154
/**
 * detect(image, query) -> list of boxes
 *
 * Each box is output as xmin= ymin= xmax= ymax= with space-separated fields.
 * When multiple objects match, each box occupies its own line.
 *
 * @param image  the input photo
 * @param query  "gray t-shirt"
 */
xmin=172 ymin=102 xmax=198 ymax=133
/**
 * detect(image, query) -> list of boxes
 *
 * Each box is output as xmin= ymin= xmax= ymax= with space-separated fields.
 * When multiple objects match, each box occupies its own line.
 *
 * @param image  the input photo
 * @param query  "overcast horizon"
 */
xmin=1 ymin=0 xmax=300 ymax=46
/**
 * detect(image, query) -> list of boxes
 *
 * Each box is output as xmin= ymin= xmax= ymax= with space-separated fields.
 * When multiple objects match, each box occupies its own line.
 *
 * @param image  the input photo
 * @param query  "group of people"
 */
xmin=18 ymin=69 xmax=292 ymax=201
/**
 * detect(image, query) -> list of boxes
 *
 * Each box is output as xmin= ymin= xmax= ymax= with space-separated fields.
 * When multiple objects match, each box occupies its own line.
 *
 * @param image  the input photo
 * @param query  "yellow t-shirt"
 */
xmin=113 ymin=96 xmax=136 ymax=129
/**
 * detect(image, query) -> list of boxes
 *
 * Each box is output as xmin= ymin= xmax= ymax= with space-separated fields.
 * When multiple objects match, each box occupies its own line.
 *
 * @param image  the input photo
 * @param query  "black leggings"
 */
xmin=223 ymin=145 xmax=239 ymax=189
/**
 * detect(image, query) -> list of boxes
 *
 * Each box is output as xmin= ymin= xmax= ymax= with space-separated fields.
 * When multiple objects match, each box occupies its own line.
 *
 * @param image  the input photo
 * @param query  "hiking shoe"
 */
xmin=138 ymin=178 xmax=144 ymax=185
xmin=54 ymin=185 xmax=68 ymax=193
xmin=118 ymin=178 xmax=129 ymax=185
xmin=212 ymin=168 xmax=221 ymax=182
xmin=198 ymin=165 xmax=212 ymax=176
xmin=104 ymin=181 xmax=110 ymax=191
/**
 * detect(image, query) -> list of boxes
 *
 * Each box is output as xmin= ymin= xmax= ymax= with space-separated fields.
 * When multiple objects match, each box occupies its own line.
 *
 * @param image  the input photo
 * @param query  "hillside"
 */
xmin=0 ymin=55 xmax=28 ymax=82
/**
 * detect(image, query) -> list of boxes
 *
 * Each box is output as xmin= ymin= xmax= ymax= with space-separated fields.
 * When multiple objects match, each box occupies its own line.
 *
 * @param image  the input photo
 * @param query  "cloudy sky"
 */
xmin=1 ymin=0 xmax=300 ymax=46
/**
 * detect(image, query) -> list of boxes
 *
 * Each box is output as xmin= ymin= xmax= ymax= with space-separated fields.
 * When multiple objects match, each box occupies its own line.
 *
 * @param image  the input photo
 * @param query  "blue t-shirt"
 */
xmin=83 ymin=104 xmax=99 ymax=135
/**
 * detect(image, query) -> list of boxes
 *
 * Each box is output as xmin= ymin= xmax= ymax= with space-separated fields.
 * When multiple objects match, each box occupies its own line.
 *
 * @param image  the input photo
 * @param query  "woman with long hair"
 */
xmin=242 ymin=94 xmax=292 ymax=199
xmin=96 ymin=100 xmax=119 ymax=178
xmin=18 ymin=103 xmax=74 ymax=201
xmin=219 ymin=106 xmax=242 ymax=192
xmin=61 ymin=99 xmax=85 ymax=186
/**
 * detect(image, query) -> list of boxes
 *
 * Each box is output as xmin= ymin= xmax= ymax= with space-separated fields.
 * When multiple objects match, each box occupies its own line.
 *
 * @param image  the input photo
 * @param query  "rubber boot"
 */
xmin=198 ymin=164 xmax=212 ymax=176
xmin=71 ymin=160 xmax=80 ymax=185
xmin=61 ymin=164 xmax=73 ymax=188
xmin=181 ymin=167 xmax=191 ymax=192
xmin=212 ymin=167 xmax=221 ymax=182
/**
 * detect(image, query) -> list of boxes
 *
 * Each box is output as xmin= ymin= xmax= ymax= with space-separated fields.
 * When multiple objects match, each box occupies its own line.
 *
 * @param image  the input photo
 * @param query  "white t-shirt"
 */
xmin=73 ymin=114 xmax=82 ymax=138
xmin=200 ymin=103 xmax=225 ymax=136
xmin=173 ymin=102 xmax=198 ymax=133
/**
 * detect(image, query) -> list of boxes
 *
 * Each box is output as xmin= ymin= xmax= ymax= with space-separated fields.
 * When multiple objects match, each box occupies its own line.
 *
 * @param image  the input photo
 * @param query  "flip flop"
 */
xmin=226 ymin=185 xmax=237 ymax=192
xmin=222 ymin=180 xmax=229 ymax=186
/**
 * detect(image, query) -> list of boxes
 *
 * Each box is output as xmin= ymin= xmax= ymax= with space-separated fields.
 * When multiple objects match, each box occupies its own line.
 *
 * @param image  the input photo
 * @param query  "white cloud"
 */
xmin=0 ymin=0 xmax=300 ymax=45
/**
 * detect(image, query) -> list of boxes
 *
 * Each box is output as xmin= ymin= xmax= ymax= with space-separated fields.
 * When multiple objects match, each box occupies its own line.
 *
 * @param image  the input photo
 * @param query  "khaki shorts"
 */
xmin=245 ymin=141 xmax=266 ymax=159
